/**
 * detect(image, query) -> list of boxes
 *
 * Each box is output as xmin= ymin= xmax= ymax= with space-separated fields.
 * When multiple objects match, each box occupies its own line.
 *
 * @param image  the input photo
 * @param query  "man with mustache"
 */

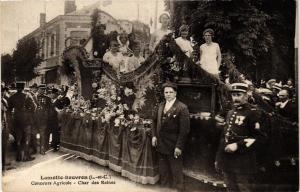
xmin=215 ymin=83 xmax=267 ymax=192
xmin=275 ymin=89 xmax=298 ymax=123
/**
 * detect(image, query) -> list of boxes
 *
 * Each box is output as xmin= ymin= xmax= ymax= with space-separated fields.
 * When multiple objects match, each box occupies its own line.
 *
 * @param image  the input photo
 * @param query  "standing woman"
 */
xmin=199 ymin=28 xmax=222 ymax=78
xmin=149 ymin=13 xmax=172 ymax=52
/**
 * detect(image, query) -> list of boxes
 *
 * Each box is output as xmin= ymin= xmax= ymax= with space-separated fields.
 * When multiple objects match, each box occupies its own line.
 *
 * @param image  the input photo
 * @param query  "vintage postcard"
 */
xmin=1 ymin=0 xmax=298 ymax=192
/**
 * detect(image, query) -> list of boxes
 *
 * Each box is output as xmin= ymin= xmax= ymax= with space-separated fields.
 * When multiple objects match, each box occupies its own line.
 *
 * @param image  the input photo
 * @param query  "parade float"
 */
xmin=59 ymin=5 xmax=298 ymax=189
xmin=60 ymin=32 xmax=298 ymax=191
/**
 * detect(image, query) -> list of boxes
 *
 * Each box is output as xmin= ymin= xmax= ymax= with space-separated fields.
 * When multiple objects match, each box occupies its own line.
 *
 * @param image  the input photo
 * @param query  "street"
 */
xmin=3 ymin=150 xmax=168 ymax=192
xmin=2 ymin=149 xmax=220 ymax=192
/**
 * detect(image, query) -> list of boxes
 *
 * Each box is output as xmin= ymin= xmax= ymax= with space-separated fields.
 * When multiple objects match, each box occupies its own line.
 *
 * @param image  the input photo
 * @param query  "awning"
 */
xmin=35 ymin=65 xmax=58 ymax=75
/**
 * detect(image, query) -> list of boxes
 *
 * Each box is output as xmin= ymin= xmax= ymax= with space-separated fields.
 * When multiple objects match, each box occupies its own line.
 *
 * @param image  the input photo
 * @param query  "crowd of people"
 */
xmin=239 ymin=77 xmax=297 ymax=123
xmin=1 ymin=82 xmax=70 ymax=171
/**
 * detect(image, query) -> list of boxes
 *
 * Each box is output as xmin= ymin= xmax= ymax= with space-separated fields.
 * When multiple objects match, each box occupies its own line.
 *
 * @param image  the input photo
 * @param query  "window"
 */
xmin=50 ymin=34 xmax=55 ymax=56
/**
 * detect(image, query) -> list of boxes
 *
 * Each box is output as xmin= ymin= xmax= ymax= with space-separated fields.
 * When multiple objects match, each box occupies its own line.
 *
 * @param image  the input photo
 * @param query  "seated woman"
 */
xmin=125 ymin=41 xmax=145 ymax=73
xmin=117 ymin=32 xmax=132 ymax=56
xmin=199 ymin=28 xmax=222 ymax=78
xmin=175 ymin=24 xmax=193 ymax=58
xmin=103 ymin=39 xmax=126 ymax=73
xmin=149 ymin=12 xmax=172 ymax=52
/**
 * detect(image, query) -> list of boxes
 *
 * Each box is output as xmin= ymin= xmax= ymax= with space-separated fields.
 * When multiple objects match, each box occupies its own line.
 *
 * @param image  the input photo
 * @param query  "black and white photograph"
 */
xmin=1 ymin=0 xmax=299 ymax=191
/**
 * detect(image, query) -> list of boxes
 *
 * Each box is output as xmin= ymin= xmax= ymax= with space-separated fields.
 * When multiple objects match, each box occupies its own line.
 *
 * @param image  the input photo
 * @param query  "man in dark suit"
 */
xmin=36 ymin=84 xmax=52 ymax=155
xmin=7 ymin=81 xmax=36 ymax=161
xmin=152 ymin=82 xmax=190 ymax=192
xmin=276 ymin=89 xmax=298 ymax=123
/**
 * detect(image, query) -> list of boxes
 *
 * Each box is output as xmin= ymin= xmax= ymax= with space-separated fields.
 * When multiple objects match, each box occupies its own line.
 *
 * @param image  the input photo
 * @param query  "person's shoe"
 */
xmin=40 ymin=147 xmax=46 ymax=155
xmin=53 ymin=146 xmax=60 ymax=152
xmin=23 ymin=156 xmax=35 ymax=162
xmin=16 ymin=154 xmax=22 ymax=162
xmin=31 ymin=148 xmax=37 ymax=155
xmin=6 ymin=166 xmax=16 ymax=170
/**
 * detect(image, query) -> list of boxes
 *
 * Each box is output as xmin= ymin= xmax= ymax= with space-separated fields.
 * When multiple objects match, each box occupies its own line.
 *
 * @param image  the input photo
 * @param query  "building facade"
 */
xmin=23 ymin=0 xmax=150 ymax=85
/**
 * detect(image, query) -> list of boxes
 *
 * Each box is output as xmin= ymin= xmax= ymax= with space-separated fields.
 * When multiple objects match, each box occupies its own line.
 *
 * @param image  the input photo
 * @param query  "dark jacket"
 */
xmin=7 ymin=92 xmax=36 ymax=121
xmin=36 ymin=94 xmax=52 ymax=123
xmin=276 ymin=100 xmax=298 ymax=123
xmin=216 ymin=104 xmax=267 ymax=174
xmin=152 ymin=99 xmax=190 ymax=155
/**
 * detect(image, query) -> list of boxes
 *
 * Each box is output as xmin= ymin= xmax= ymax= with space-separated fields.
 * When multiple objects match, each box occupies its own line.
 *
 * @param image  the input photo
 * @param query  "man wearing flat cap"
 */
xmin=152 ymin=82 xmax=190 ymax=192
xmin=215 ymin=83 xmax=267 ymax=192
xmin=36 ymin=84 xmax=52 ymax=154
xmin=7 ymin=81 xmax=36 ymax=161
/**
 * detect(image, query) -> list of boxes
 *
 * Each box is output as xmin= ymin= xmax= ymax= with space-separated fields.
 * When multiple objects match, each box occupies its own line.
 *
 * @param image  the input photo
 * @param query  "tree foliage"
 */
xmin=166 ymin=0 xmax=296 ymax=83
xmin=1 ymin=54 xmax=15 ymax=84
xmin=12 ymin=38 xmax=42 ymax=81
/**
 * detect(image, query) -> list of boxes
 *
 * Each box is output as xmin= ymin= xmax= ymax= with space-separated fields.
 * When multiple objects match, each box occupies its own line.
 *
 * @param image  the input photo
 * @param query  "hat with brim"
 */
xmin=16 ymin=81 xmax=25 ymax=89
xmin=30 ymin=83 xmax=38 ymax=89
xmin=38 ymin=84 xmax=47 ymax=89
xmin=267 ymin=79 xmax=276 ymax=84
xmin=162 ymin=82 xmax=177 ymax=91
xmin=257 ymin=88 xmax=273 ymax=95
xmin=272 ymin=85 xmax=282 ymax=91
xmin=230 ymin=83 xmax=248 ymax=93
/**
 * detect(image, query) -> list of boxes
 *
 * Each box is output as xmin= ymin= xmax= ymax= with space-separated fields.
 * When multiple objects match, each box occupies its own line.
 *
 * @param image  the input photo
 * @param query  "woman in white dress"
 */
xmin=175 ymin=25 xmax=193 ymax=58
xmin=199 ymin=28 xmax=222 ymax=77
xmin=149 ymin=13 xmax=172 ymax=52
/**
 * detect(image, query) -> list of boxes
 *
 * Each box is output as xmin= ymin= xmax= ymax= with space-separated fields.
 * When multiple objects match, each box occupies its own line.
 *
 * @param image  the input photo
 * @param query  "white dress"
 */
xmin=199 ymin=42 xmax=221 ymax=75
xmin=150 ymin=29 xmax=172 ymax=51
xmin=125 ymin=55 xmax=145 ymax=73
xmin=175 ymin=37 xmax=193 ymax=57
xmin=103 ymin=51 xmax=126 ymax=72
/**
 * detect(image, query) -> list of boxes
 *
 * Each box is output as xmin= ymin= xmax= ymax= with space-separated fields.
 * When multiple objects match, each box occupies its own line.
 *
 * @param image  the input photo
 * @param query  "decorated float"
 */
xmin=60 ymin=29 xmax=298 ymax=190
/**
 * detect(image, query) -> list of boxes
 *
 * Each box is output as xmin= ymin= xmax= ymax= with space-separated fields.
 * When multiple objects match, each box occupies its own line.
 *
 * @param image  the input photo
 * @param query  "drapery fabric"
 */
xmin=60 ymin=112 xmax=159 ymax=184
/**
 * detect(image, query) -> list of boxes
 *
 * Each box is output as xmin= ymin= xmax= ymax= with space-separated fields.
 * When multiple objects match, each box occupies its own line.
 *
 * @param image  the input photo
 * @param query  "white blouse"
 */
xmin=103 ymin=51 xmax=126 ymax=73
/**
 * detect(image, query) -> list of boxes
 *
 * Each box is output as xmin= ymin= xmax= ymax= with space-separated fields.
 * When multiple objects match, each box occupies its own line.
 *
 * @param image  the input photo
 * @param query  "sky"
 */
xmin=0 ymin=0 xmax=166 ymax=54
